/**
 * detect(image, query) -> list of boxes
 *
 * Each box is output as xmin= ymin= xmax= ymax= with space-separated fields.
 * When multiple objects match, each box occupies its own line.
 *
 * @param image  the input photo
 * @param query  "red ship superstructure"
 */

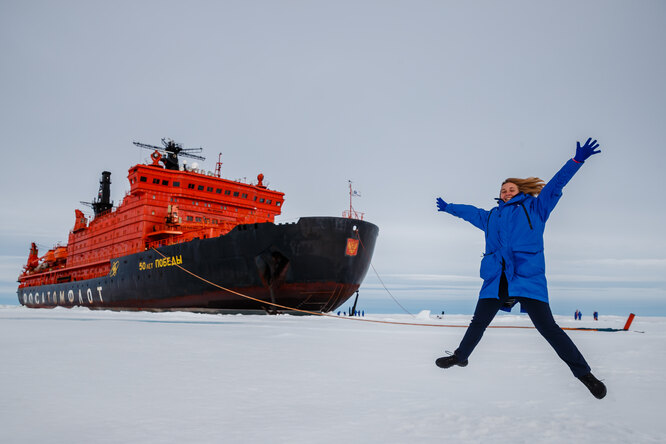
xmin=19 ymin=139 xmax=284 ymax=289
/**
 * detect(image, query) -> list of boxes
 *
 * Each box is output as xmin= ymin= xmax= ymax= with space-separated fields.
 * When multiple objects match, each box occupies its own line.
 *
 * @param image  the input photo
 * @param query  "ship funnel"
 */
xmin=92 ymin=171 xmax=113 ymax=217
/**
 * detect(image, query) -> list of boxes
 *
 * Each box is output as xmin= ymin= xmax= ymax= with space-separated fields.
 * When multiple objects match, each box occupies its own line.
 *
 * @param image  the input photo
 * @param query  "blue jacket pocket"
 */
xmin=513 ymin=249 xmax=545 ymax=278
xmin=480 ymin=253 xmax=500 ymax=280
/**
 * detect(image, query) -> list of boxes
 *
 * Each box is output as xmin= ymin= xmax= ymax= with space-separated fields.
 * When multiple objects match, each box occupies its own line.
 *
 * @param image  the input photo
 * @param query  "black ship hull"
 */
xmin=18 ymin=217 xmax=379 ymax=313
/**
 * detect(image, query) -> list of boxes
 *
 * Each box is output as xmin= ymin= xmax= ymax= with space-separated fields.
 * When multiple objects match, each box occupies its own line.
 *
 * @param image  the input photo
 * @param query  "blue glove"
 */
xmin=574 ymin=138 xmax=601 ymax=163
xmin=436 ymin=197 xmax=448 ymax=212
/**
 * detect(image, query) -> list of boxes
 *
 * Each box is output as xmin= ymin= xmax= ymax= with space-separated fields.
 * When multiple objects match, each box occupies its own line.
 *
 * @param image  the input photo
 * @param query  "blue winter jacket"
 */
xmin=444 ymin=158 xmax=583 ymax=307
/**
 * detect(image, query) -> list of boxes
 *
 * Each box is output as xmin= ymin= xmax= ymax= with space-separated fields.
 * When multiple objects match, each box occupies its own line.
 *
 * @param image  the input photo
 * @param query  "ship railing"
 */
xmin=146 ymin=237 xmax=182 ymax=250
xmin=150 ymin=220 xmax=237 ymax=233
xmin=342 ymin=210 xmax=364 ymax=220
xmin=148 ymin=224 xmax=185 ymax=234
xmin=145 ymin=222 xmax=237 ymax=250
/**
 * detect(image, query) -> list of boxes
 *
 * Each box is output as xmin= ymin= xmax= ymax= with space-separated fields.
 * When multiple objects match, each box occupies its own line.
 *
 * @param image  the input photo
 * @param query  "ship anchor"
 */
xmin=254 ymin=248 xmax=290 ymax=314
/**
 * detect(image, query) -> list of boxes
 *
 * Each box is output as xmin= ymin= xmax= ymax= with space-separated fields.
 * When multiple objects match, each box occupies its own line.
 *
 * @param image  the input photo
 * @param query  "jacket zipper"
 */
xmin=518 ymin=202 xmax=533 ymax=230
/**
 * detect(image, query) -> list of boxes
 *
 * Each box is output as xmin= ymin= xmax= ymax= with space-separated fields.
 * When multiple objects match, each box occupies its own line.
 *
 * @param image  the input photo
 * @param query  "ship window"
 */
xmin=140 ymin=176 xmax=147 ymax=182
xmin=188 ymin=184 xmax=195 ymax=189
xmin=195 ymin=217 xmax=202 ymax=222
xmin=153 ymin=178 xmax=160 ymax=184
xmin=216 ymin=188 xmax=222 ymax=194
xmin=276 ymin=201 xmax=281 ymax=207
xmin=213 ymin=219 xmax=218 ymax=224
xmin=173 ymin=181 xmax=180 ymax=187
xmin=259 ymin=198 xmax=265 ymax=203
xmin=207 ymin=186 xmax=213 ymax=192
xmin=187 ymin=216 xmax=193 ymax=221
xmin=224 ymin=190 xmax=231 ymax=195
xmin=198 ymin=185 xmax=204 ymax=191
xmin=242 ymin=193 xmax=248 ymax=199
xmin=162 ymin=180 xmax=169 ymax=186
xmin=254 ymin=196 xmax=257 ymax=201
xmin=233 ymin=191 xmax=239 ymax=197
xmin=267 ymin=200 xmax=272 ymax=204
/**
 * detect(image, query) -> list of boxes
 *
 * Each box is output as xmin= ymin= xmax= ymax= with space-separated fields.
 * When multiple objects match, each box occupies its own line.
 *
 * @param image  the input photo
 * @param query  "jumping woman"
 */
xmin=435 ymin=138 xmax=607 ymax=399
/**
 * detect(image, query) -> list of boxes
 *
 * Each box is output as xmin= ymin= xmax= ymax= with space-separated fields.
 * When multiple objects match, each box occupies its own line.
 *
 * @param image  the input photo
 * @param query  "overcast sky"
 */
xmin=1 ymin=1 xmax=664 ymax=313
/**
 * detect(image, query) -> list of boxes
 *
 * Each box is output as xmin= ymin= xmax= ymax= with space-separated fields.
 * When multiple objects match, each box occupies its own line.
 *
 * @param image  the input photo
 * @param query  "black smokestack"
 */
xmin=92 ymin=171 xmax=113 ymax=217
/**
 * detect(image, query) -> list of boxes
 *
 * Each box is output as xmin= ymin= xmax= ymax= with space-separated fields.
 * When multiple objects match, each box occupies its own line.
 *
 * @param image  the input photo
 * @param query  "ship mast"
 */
xmin=133 ymin=138 xmax=206 ymax=170
xmin=343 ymin=180 xmax=364 ymax=220
xmin=214 ymin=153 xmax=223 ymax=178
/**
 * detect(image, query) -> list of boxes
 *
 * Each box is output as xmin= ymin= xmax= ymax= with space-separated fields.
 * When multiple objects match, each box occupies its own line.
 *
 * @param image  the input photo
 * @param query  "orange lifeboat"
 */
xmin=44 ymin=250 xmax=56 ymax=265
xmin=54 ymin=246 xmax=68 ymax=261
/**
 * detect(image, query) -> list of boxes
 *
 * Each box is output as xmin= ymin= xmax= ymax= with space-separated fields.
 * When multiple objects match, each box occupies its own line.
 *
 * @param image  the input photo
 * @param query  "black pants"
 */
xmin=456 ymin=273 xmax=591 ymax=378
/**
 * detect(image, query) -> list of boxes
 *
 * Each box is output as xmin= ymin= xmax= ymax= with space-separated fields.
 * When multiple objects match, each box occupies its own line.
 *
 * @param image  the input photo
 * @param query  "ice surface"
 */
xmin=1 ymin=306 xmax=664 ymax=443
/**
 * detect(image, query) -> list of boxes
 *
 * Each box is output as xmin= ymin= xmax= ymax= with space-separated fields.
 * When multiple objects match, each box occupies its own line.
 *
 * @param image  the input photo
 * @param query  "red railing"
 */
xmin=342 ymin=210 xmax=364 ymax=220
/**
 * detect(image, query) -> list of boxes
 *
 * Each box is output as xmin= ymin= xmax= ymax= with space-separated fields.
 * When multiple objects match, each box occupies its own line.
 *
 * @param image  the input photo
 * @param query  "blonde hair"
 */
xmin=502 ymin=177 xmax=546 ymax=197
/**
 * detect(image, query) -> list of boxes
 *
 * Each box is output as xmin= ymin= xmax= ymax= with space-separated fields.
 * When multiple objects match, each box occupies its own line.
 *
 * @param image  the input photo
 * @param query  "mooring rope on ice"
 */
xmin=367 ymin=261 xmax=415 ymax=317
xmin=150 ymin=248 xmax=634 ymax=332
xmin=355 ymin=233 xmax=415 ymax=317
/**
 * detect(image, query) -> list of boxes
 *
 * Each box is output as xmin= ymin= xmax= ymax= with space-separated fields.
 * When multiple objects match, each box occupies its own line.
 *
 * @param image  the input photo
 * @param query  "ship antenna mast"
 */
xmin=344 ymin=180 xmax=364 ymax=220
xmin=214 ymin=153 xmax=223 ymax=178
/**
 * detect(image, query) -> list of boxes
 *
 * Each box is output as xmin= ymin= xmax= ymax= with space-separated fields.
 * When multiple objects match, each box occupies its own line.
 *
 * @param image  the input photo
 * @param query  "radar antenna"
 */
xmin=133 ymin=138 xmax=206 ymax=170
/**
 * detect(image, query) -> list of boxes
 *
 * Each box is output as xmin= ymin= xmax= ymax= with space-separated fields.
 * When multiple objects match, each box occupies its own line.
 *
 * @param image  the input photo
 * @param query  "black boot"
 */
xmin=435 ymin=353 xmax=468 ymax=369
xmin=578 ymin=373 xmax=607 ymax=399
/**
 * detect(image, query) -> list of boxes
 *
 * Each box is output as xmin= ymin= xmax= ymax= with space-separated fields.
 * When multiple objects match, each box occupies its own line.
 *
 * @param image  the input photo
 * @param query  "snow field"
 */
xmin=0 ymin=307 xmax=663 ymax=443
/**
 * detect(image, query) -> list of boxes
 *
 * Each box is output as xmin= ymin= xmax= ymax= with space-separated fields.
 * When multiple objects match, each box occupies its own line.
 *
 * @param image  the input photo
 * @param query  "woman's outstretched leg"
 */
xmin=455 ymin=297 xmax=503 ymax=360
xmin=436 ymin=297 xmax=502 ymax=368
xmin=518 ymin=297 xmax=591 ymax=377
xmin=436 ymin=274 xmax=507 ymax=368
xmin=518 ymin=297 xmax=605 ymax=398
xmin=456 ymin=273 xmax=512 ymax=360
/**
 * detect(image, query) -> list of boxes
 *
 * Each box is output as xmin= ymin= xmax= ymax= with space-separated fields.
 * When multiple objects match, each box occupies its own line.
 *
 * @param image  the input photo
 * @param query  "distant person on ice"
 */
xmin=434 ymin=138 xmax=606 ymax=399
